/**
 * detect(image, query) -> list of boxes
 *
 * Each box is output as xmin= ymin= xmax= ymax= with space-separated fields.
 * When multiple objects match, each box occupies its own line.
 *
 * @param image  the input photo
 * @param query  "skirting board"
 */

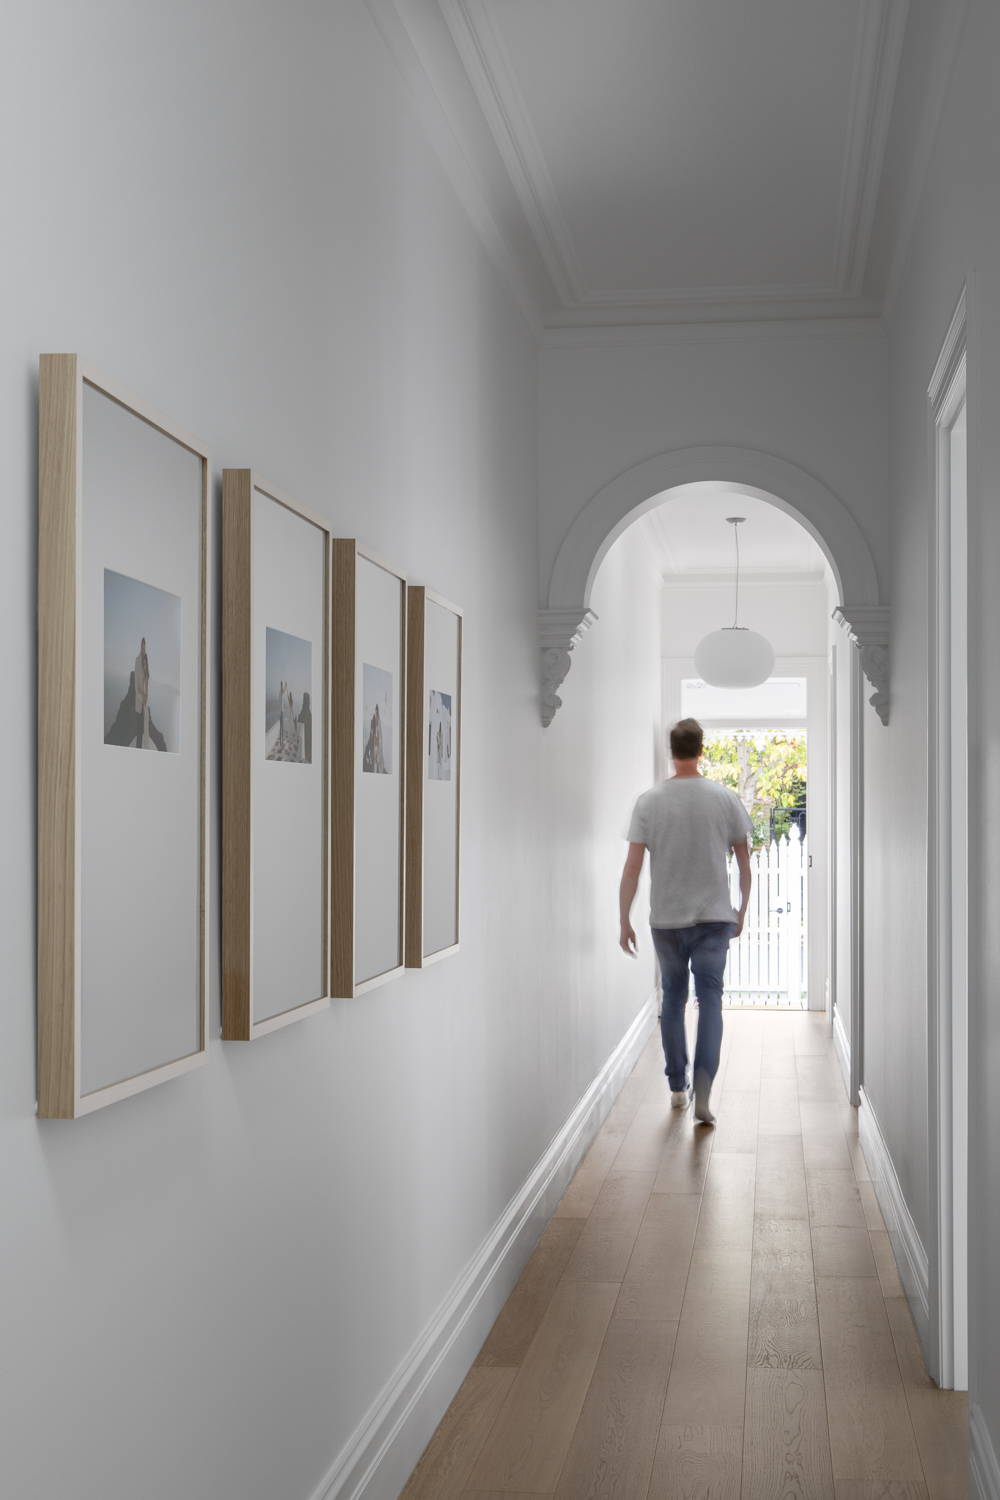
xmin=971 ymin=1401 xmax=1000 ymax=1500
xmin=832 ymin=1005 xmax=851 ymax=1096
xmin=310 ymin=992 xmax=658 ymax=1500
xmin=859 ymin=1087 xmax=930 ymax=1346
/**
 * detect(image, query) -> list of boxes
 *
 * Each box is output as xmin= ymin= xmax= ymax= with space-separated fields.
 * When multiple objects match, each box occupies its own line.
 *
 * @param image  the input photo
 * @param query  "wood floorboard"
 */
xmin=742 ymin=1367 xmax=835 ymax=1499
xmin=755 ymin=1135 xmax=809 ymax=1219
xmin=401 ymin=1011 xmax=968 ymax=1500
xmin=807 ymin=1169 xmax=868 ymax=1229
xmin=552 ymin=1317 xmax=677 ymax=1499
xmin=817 ymin=1277 xmax=924 ymax=1482
xmin=476 ymin=1218 xmax=587 ymax=1368
xmin=466 ymin=1279 xmax=620 ymax=1495
xmin=648 ymin=1423 xmax=743 ymax=1500
xmin=615 ymin=1191 xmax=700 ymax=1321
xmin=400 ymin=1366 xmax=518 ymax=1500
xmin=561 ymin=1171 xmax=655 ymax=1282
xmin=884 ymin=1297 xmax=969 ymax=1496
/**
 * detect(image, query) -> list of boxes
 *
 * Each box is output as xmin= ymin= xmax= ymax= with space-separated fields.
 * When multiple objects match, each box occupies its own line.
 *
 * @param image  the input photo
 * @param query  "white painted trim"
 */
xmin=926 ymin=284 xmax=970 ymax=1391
xmin=832 ymin=1005 xmax=851 ymax=1095
xmin=543 ymin=317 xmax=887 ymax=348
xmin=833 ymin=0 xmax=909 ymax=295
xmin=547 ymin=447 xmax=882 ymax=616
xmin=859 ymin=1087 xmax=930 ymax=1344
xmin=883 ymin=1 xmax=972 ymax=317
xmin=848 ymin=648 xmax=865 ymax=1105
xmin=441 ymin=0 xmax=902 ymax=317
xmin=971 ymin=1402 xmax=1000 ymax=1500
xmin=310 ymin=995 xmax=657 ymax=1500
xmin=362 ymin=0 xmax=544 ymax=337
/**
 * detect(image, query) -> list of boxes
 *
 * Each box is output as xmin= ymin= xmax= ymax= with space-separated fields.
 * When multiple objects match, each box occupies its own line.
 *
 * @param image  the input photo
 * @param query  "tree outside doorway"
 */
xmin=701 ymin=731 xmax=807 ymax=847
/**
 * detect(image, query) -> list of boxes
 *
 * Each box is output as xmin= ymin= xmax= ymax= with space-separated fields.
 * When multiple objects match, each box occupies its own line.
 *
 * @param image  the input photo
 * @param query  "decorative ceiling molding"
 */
xmin=543 ymin=315 xmax=888 ymax=350
xmin=439 ymin=0 xmax=586 ymax=305
xmin=882 ymin=0 xmax=971 ymax=316
xmin=539 ymin=608 xmax=596 ymax=727
xmin=835 ymin=603 xmax=890 ymax=725
xmin=834 ymin=0 xmax=909 ymax=295
xmin=438 ymin=0 xmax=910 ymax=325
xmin=363 ymin=0 xmax=545 ymax=336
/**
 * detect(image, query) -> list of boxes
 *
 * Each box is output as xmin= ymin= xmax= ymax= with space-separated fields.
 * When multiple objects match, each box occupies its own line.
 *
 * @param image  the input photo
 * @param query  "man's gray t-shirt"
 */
xmin=627 ymin=777 xmax=752 ymax=929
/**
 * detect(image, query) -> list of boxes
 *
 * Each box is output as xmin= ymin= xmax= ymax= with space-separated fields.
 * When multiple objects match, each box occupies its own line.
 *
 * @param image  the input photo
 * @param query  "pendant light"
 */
xmin=693 ymin=517 xmax=775 ymax=688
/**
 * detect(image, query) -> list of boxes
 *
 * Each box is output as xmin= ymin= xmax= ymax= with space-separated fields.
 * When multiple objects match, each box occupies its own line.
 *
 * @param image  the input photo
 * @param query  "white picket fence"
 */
xmin=724 ymin=826 xmax=808 ymax=1009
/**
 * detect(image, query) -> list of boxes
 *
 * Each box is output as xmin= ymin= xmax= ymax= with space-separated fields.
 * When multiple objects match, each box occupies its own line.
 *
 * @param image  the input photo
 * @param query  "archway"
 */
xmin=540 ymin=445 xmax=888 ymax=733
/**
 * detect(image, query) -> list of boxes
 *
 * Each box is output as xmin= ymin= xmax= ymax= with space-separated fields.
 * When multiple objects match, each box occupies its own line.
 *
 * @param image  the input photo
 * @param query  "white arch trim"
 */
xmin=541 ymin=445 xmax=888 ymax=727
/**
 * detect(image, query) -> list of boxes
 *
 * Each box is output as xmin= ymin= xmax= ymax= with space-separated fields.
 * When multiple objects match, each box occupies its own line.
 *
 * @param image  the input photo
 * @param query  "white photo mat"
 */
xmin=251 ymin=486 xmax=328 ymax=1024
xmin=421 ymin=597 xmax=461 ymax=958
xmin=354 ymin=554 xmax=406 ymax=987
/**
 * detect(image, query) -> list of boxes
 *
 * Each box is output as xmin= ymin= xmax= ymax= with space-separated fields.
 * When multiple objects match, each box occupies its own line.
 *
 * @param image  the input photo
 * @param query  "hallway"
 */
xmin=401 ymin=1011 xmax=968 ymax=1499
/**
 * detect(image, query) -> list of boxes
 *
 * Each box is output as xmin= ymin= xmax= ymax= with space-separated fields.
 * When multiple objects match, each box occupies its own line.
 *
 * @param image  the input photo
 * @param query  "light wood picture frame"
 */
xmin=222 ymin=471 xmax=331 ymax=1039
xmin=405 ymin=588 xmax=463 ymax=967
xmin=37 ymin=355 xmax=209 ymax=1117
xmin=330 ymin=540 xmax=407 ymax=998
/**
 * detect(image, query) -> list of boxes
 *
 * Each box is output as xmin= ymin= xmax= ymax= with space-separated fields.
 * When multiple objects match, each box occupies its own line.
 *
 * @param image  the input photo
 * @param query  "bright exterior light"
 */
xmin=693 ymin=516 xmax=775 ymax=689
xmin=694 ymin=627 xmax=775 ymax=687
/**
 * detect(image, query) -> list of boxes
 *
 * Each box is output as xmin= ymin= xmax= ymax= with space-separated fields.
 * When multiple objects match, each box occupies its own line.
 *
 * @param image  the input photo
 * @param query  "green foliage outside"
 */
xmin=701 ymin=733 xmax=807 ymax=847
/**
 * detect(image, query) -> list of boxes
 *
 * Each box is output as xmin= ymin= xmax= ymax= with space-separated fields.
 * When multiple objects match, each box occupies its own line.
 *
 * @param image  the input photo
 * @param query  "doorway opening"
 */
xmin=685 ymin=678 xmax=809 ymax=1010
xmin=928 ymin=290 xmax=969 ymax=1390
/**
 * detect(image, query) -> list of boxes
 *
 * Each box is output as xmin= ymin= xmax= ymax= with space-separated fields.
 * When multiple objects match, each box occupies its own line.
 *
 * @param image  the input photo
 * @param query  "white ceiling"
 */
xmin=632 ymin=484 xmax=830 ymax=578
xmin=375 ymin=0 xmax=958 ymax=328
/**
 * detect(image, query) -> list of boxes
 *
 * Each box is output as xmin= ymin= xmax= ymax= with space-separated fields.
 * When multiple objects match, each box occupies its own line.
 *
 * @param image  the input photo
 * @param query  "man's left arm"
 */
xmin=619 ymin=842 xmax=646 ymax=956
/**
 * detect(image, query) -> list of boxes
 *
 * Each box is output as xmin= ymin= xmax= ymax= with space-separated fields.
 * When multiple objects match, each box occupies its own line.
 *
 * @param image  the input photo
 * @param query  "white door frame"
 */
xmin=665 ymin=654 xmax=829 ymax=1012
xmin=927 ymin=285 xmax=970 ymax=1392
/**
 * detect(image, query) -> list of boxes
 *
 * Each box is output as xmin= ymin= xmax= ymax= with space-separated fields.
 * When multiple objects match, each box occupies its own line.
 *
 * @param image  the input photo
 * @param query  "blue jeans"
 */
xmin=651 ymin=922 xmax=736 ymax=1093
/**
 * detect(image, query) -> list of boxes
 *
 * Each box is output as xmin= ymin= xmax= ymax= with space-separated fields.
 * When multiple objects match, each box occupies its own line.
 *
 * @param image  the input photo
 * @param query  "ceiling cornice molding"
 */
xmin=543 ymin=295 xmax=884 ymax=333
xmin=882 ymin=0 xmax=971 ymax=318
xmin=834 ymin=0 xmax=909 ymax=295
xmin=363 ymin=0 xmax=544 ymax=337
xmin=437 ymin=0 xmax=908 ymax=320
xmin=543 ymin=315 xmax=887 ymax=351
xmin=439 ymin=0 xmax=587 ymax=304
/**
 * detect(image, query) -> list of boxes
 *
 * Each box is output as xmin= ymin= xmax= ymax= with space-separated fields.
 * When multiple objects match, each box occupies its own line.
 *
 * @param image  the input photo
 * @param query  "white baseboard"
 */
xmin=832 ymin=1005 xmax=851 ymax=1095
xmin=971 ymin=1402 xmax=1000 ymax=1500
xmin=858 ymin=1087 xmax=930 ymax=1346
xmin=310 ymin=993 xmax=658 ymax=1500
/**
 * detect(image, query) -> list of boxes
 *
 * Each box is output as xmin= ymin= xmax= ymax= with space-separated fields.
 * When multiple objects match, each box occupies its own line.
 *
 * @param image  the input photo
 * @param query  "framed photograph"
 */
xmin=37 ymin=355 xmax=209 ymax=1116
xmin=222 ymin=472 xmax=331 ymax=1039
xmin=405 ymin=589 xmax=463 ymax=966
xmin=330 ymin=541 xmax=407 ymax=997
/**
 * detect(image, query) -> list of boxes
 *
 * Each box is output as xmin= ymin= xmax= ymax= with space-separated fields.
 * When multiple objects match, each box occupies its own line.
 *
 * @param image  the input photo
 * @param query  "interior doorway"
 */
xmin=686 ymin=683 xmax=809 ymax=1010
xmin=928 ymin=290 xmax=969 ymax=1391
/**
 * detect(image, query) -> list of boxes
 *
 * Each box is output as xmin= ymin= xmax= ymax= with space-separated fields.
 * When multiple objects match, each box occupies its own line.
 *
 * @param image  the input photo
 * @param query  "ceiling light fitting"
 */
xmin=693 ymin=517 xmax=776 ymax=689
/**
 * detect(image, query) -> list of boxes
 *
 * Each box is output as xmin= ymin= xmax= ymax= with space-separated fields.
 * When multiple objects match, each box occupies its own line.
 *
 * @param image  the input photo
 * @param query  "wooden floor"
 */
xmin=400 ymin=1009 xmax=969 ymax=1500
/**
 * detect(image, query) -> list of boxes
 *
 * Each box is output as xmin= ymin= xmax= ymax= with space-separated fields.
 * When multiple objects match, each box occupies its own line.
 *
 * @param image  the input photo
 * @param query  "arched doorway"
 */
xmin=540 ymin=444 xmax=888 ymax=1108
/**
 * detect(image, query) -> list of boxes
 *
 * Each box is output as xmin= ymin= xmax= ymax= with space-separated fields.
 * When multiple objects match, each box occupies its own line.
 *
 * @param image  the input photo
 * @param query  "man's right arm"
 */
xmin=732 ymin=839 xmax=752 ymax=937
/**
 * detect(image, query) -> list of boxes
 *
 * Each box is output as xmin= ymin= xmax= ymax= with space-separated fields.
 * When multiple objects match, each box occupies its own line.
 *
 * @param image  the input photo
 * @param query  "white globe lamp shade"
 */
xmin=693 ymin=627 xmax=775 ymax=689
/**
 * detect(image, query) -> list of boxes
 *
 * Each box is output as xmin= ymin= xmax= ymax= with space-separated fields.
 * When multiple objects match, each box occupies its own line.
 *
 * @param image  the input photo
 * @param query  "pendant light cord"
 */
xmin=732 ymin=521 xmax=741 ymax=628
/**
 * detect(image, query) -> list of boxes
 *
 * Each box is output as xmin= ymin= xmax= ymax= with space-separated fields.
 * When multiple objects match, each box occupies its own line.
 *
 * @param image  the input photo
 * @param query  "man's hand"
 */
xmin=733 ymin=912 xmax=746 ymax=939
xmin=619 ymin=842 xmax=645 ymax=958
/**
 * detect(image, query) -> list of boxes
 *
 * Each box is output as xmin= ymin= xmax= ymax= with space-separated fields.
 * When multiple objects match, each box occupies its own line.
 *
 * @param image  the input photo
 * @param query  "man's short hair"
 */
xmin=670 ymin=718 xmax=704 ymax=760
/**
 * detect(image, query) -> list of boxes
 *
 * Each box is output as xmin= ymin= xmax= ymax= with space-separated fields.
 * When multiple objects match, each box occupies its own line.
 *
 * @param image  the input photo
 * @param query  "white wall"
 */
xmin=659 ymin=577 xmax=831 ymax=1012
xmin=0 ymin=4 xmax=654 ymax=1497
xmin=539 ymin=525 xmax=665 ymax=1110
xmin=538 ymin=325 xmax=890 ymax=607
xmin=879 ymin=0 xmax=1000 ymax=1453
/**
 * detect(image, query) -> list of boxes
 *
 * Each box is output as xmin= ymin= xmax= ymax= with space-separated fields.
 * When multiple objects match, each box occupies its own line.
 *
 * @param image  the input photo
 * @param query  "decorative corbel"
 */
xmin=539 ymin=607 xmax=597 ymax=727
xmin=834 ymin=604 xmax=890 ymax=726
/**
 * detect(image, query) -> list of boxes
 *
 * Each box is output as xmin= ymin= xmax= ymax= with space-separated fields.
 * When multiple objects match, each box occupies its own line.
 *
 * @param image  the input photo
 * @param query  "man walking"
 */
xmin=619 ymin=718 xmax=752 ymax=1125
